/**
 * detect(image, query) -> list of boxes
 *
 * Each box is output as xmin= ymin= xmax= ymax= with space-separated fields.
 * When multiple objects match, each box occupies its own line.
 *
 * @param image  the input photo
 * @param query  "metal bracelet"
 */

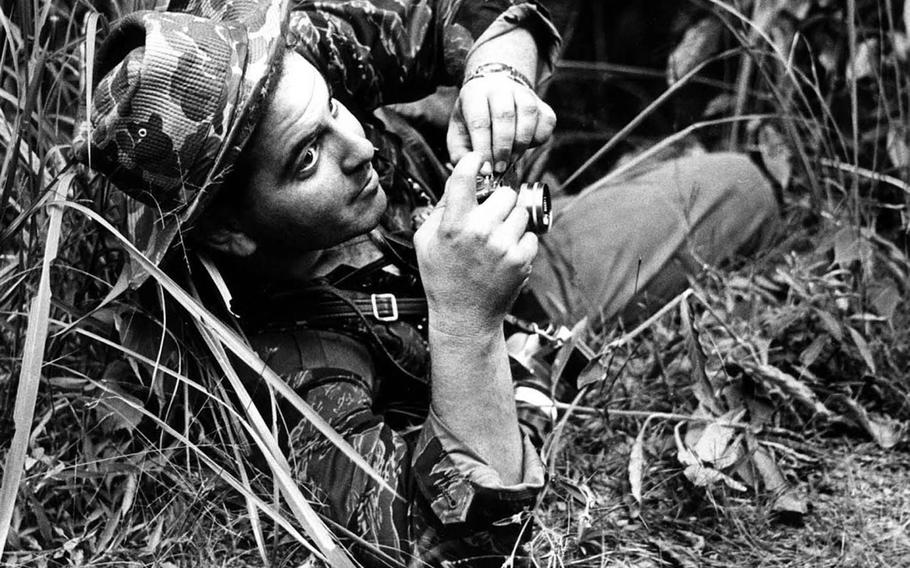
xmin=462 ymin=62 xmax=536 ymax=91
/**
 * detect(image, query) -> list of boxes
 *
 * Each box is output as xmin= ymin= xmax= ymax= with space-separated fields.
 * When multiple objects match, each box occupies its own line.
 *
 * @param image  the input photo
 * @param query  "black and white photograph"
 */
xmin=1 ymin=0 xmax=909 ymax=566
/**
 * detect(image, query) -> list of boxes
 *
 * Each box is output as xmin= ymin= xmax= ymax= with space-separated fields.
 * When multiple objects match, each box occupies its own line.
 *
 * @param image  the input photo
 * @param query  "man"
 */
xmin=75 ymin=0 xmax=777 ymax=565
xmin=202 ymin=51 xmax=551 ymax=566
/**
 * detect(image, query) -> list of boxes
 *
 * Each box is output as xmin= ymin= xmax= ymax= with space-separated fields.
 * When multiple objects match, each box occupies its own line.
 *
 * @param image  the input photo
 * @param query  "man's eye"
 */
xmin=299 ymin=145 xmax=320 ymax=174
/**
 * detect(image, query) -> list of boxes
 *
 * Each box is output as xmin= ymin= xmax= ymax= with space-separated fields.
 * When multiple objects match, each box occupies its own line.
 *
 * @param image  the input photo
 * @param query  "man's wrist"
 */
xmin=463 ymin=62 xmax=536 ymax=91
xmin=427 ymin=311 xmax=503 ymax=341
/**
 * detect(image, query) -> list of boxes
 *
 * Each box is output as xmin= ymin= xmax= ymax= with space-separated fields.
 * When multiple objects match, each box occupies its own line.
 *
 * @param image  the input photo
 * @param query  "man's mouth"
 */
xmin=359 ymin=167 xmax=379 ymax=196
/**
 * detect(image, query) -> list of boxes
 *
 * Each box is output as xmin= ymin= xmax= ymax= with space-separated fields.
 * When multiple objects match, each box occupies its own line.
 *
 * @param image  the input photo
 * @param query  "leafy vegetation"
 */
xmin=1 ymin=0 xmax=909 ymax=566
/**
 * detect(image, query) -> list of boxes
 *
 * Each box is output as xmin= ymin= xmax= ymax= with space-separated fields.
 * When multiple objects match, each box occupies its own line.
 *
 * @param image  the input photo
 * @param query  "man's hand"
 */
xmin=447 ymin=76 xmax=556 ymax=173
xmin=415 ymin=152 xmax=539 ymax=335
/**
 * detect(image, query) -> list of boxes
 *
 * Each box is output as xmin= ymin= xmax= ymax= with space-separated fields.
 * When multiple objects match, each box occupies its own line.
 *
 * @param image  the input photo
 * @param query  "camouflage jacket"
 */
xmin=236 ymin=1 xmax=560 ymax=566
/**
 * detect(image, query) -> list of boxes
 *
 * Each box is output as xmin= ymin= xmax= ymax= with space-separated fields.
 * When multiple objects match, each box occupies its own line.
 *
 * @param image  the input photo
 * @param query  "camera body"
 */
xmin=410 ymin=175 xmax=553 ymax=234
xmin=475 ymin=176 xmax=552 ymax=234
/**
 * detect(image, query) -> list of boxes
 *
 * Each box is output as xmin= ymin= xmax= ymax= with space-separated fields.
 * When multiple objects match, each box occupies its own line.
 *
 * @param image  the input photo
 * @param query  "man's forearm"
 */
xmin=428 ymin=323 xmax=523 ymax=485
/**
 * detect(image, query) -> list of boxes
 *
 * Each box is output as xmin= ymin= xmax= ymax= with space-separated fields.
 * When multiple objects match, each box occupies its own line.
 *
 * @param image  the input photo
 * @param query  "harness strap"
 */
xmin=234 ymin=281 xmax=424 ymax=331
xmin=258 ymin=293 xmax=428 ymax=326
xmin=235 ymin=283 xmax=430 ymax=384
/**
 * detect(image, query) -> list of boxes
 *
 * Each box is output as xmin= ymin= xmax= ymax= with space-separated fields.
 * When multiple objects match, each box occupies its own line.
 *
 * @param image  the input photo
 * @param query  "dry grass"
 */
xmin=2 ymin=0 xmax=910 ymax=566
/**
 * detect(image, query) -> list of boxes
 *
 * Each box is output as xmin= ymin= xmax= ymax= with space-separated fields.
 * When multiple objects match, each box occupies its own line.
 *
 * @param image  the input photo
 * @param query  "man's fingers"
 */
xmin=495 ymin=199 xmax=530 ymax=243
xmin=413 ymin=202 xmax=443 ymax=248
xmin=478 ymin=84 xmax=546 ymax=169
xmin=474 ymin=186 xmax=517 ymax=224
xmin=441 ymin=152 xmax=483 ymax=226
xmin=516 ymin=231 xmax=539 ymax=263
xmin=449 ymin=80 xmax=555 ymax=169
xmin=532 ymin=101 xmax=557 ymax=146
xmin=512 ymin=88 xmax=540 ymax=156
xmin=497 ymin=229 xmax=538 ymax=276
xmin=489 ymin=91 xmax=517 ymax=173
xmin=459 ymin=84 xmax=493 ymax=165
xmin=446 ymin=104 xmax=471 ymax=164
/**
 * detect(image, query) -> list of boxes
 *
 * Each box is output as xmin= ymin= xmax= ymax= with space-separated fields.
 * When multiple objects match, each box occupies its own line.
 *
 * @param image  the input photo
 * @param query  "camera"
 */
xmin=475 ymin=176 xmax=552 ymax=234
xmin=410 ymin=176 xmax=553 ymax=234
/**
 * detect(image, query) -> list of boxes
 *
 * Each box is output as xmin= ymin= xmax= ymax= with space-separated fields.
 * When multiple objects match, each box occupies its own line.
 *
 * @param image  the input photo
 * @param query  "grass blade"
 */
xmin=82 ymin=12 xmax=102 ymax=168
xmin=559 ymin=48 xmax=741 ymax=192
xmin=0 ymin=172 xmax=71 ymax=555
xmin=213 ymin=382 xmax=270 ymax=566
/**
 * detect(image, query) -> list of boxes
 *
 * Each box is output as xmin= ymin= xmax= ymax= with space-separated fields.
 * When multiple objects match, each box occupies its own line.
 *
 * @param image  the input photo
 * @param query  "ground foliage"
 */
xmin=1 ymin=0 xmax=909 ymax=566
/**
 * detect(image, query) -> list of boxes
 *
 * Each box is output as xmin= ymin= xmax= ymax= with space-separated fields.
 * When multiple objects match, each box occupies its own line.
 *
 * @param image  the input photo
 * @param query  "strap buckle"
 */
xmin=370 ymin=293 xmax=399 ymax=322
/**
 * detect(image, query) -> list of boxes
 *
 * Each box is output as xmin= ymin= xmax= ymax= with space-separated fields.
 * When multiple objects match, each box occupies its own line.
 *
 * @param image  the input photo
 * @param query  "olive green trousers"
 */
xmin=528 ymin=152 xmax=780 ymax=330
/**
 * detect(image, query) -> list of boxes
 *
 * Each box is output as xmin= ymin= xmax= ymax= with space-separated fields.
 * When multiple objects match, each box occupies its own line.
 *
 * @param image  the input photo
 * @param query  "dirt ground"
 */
xmin=542 ymin=440 xmax=910 ymax=567
xmin=748 ymin=442 xmax=910 ymax=568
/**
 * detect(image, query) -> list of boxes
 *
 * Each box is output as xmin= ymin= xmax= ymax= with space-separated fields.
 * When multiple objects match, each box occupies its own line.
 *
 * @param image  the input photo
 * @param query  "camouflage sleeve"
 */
xmin=286 ymin=372 xmax=546 ymax=566
xmin=409 ymin=406 xmax=546 ymax=563
xmin=286 ymin=368 xmax=415 ymax=565
xmin=245 ymin=329 xmax=410 ymax=564
xmin=287 ymin=0 xmax=560 ymax=110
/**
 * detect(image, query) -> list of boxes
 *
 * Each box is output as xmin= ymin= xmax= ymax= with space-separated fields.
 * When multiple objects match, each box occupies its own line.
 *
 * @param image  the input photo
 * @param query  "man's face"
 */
xmin=234 ymin=51 xmax=387 ymax=252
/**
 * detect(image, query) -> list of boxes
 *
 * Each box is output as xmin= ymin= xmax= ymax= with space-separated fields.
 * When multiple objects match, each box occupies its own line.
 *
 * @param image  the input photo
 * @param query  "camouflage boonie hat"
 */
xmin=74 ymin=0 xmax=289 ymax=280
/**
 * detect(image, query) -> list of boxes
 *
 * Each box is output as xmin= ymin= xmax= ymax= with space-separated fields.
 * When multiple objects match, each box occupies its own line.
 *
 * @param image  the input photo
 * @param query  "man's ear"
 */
xmin=201 ymin=224 xmax=258 ymax=258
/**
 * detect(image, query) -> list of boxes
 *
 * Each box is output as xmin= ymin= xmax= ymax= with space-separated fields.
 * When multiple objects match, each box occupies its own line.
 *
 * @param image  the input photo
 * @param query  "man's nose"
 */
xmin=339 ymin=129 xmax=375 ymax=173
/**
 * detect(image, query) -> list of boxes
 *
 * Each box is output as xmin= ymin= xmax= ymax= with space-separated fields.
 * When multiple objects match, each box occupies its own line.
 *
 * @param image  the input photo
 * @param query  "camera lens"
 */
xmin=517 ymin=182 xmax=551 ymax=234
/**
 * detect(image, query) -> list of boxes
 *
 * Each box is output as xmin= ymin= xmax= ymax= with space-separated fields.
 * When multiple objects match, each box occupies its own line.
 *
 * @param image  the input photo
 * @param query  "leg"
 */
xmin=528 ymin=152 xmax=780 ymax=330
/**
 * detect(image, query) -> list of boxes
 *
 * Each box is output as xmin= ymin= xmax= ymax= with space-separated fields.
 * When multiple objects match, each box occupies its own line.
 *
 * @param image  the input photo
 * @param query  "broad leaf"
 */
xmin=692 ymin=409 xmax=746 ymax=466
xmin=758 ymin=123 xmax=792 ymax=188
xmin=745 ymin=363 xmax=831 ymax=418
xmin=749 ymin=438 xmax=806 ymax=517
xmin=667 ymin=17 xmax=723 ymax=84
xmin=835 ymin=395 xmax=906 ymax=449
xmin=887 ymin=124 xmax=910 ymax=169
xmin=847 ymin=326 xmax=877 ymax=375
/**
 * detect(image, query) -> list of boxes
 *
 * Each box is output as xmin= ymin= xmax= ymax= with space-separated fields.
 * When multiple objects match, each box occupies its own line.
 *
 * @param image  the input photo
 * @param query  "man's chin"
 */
xmin=312 ymin=189 xmax=388 ymax=249
xmin=372 ymin=186 xmax=389 ymax=219
xmin=357 ymin=185 xmax=388 ymax=229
